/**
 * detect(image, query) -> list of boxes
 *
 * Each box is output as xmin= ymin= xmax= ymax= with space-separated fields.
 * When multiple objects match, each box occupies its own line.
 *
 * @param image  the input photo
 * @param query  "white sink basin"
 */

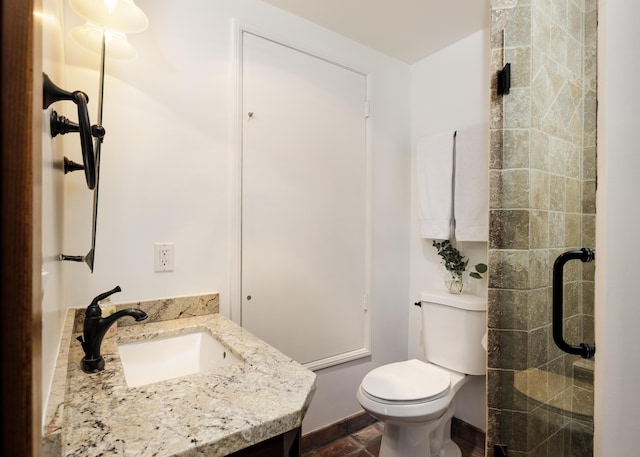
xmin=117 ymin=331 xmax=241 ymax=387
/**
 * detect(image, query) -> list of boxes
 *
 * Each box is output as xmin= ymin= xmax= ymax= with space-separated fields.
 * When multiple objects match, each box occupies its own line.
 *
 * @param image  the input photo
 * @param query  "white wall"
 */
xmin=59 ymin=0 xmax=410 ymax=433
xmin=594 ymin=0 xmax=640 ymax=454
xmin=41 ymin=0 xmax=68 ymax=418
xmin=409 ymin=29 xmax=490 ymax=431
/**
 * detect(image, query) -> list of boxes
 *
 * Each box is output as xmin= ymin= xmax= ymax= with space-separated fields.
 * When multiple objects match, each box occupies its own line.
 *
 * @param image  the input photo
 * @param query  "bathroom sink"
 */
xmin=117 ymin=331 xmax=241 ymax=387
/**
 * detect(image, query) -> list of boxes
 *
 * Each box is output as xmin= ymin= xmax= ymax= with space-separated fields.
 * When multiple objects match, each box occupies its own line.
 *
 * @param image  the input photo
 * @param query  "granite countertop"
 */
xmin=43 ymin=294 xmax=316 ymax=457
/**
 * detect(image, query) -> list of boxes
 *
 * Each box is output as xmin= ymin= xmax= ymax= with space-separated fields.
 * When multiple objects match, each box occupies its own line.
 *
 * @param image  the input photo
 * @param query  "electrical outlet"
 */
xmin=154 ymin=243 xmax=174 ymax=272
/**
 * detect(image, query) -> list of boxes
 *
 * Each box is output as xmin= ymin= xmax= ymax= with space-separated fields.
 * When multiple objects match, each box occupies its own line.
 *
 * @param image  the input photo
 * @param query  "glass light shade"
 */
xmin=69 ymin=0 xmax=148 ymax=33
xmin=71 ymin=23 xmax=137 ymax=60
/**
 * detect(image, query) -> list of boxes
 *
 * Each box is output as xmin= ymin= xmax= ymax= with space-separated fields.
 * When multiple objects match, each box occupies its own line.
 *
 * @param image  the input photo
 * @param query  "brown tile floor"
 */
xmin=302 ymin=422 xmax=383 ymax=457
xmin=302 ymin=421 xmax=484 ymax=457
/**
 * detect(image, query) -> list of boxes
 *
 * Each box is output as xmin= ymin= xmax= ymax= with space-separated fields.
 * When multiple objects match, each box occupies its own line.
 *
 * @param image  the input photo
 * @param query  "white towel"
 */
xmin=416 ymin=131 xmax=456 ymax=239
xmin=454 ymin=123 xmax=489 ymax=241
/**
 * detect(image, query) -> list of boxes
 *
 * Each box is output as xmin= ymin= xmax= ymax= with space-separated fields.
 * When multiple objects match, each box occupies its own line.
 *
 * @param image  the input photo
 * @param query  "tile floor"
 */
xmin=302 ymin=421 xmax=383 ymax=457
xmin=301 ymin=420 xmax=484 ymax=457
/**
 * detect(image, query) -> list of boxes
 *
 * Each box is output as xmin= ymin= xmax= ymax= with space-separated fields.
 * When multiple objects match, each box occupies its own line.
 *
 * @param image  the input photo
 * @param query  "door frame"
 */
xmin=1 ymin=0 xmax=43 ymax=455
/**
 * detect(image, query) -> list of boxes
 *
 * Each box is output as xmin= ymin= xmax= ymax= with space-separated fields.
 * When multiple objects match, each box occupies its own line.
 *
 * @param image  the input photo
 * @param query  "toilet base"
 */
xmin=378 ymin=401 xmax=461 ymax=457
xmin=379 ymin=425 xmax=462 ymax=457
xmin=440 ymin=439 xmax=463 ymax=457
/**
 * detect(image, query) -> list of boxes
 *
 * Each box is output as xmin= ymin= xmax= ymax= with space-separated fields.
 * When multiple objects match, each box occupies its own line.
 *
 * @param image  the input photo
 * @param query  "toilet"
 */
xmin=357 ymin=290 xmax=486 ymax=457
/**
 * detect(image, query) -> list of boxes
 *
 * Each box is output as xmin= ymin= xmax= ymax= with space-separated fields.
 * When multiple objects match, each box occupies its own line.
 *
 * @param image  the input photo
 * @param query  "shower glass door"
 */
xmin=487 ymin=1 xmax=597 ymax=456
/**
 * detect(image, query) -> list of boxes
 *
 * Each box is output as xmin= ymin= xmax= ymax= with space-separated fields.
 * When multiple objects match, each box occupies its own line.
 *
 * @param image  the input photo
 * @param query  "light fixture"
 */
xmin=61 ymin=0 xmax=148 ymax=272
xmin=69 ymin=0 xmax=148 ymax=33
xmin=71 ymin=23 xmax=137 ymax=60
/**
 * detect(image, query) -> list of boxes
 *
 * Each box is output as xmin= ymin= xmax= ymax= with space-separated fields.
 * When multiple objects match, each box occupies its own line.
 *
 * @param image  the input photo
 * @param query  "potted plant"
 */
xmin=432 ymin=240 xmax=487 ymax=294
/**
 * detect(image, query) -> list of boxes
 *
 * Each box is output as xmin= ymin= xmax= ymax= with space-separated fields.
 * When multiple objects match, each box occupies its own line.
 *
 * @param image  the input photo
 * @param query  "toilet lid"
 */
xmin=361 ymin=360 xmax=451 ymax=402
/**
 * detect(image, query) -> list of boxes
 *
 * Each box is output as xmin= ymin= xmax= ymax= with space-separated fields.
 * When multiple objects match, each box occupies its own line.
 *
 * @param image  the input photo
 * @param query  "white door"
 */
xmin=241 ymin=32 xmax=370 ymax=370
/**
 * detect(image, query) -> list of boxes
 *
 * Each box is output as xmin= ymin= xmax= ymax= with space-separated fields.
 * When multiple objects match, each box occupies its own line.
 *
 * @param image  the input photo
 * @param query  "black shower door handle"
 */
xmin=552 ymin=248 xmax=596 ymax=359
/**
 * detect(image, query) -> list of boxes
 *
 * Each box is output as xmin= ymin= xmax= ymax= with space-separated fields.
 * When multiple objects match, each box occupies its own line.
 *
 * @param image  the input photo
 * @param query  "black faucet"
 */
xmin=76 ymin=285 xmax=148 ymax=373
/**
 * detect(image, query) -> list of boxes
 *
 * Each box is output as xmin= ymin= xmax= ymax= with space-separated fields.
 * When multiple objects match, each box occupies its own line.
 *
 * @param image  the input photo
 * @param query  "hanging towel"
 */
xmin=416 ymin=130 xmax=456 ymax=239
xmin=454 ymin=123 xmax=489 ymax=241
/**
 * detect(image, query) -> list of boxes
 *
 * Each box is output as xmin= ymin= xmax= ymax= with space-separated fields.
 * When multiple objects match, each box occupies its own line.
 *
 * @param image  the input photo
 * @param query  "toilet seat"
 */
xmin=360 ymin=359 xmax=451 ymax=404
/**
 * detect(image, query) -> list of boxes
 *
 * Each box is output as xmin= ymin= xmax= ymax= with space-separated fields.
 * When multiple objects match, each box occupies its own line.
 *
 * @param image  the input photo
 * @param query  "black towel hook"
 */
xmin=42 ymin=73 xmax=105 ymax=190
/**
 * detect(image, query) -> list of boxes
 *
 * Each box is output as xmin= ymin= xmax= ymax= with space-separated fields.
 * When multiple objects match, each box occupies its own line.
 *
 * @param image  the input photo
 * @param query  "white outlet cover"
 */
xmin=154 ymin=243 xmax=174 ymax=272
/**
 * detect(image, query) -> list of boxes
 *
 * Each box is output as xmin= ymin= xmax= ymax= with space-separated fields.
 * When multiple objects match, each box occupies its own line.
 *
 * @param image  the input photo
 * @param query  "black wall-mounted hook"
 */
xmin=50 ymin=110 xmax=105 ymax=139
xmin=54 ymin=111 xmax=106 ymax=177
xmin=497 ymin=63 xmax=511 ymax=95
xmin=60 ymin=249 xmax=95 ymax=272
xmin=43 ymin=73 xmax=103 ymax=190
xmin=64 ymin=157 xmax=85 ymax=174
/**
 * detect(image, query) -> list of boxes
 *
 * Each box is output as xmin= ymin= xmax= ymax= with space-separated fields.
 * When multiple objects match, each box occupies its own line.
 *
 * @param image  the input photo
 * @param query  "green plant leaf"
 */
xmin=432 ymin=240 xmax=489 ymax=282
xmin=432 ymin=239 xmax=471 ymax=276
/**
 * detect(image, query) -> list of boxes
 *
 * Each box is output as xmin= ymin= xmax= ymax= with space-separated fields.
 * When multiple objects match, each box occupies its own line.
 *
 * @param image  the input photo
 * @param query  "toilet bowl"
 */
xmin=357 ymin=291 xmax=486 ymax=457
xmin=357 ymin=359 xmax=468 ymax=457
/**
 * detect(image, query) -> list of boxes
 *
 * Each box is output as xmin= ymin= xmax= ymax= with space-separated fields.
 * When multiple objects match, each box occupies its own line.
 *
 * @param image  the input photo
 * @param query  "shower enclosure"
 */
xmin=488 ymin=0 xmax=597 ymax=456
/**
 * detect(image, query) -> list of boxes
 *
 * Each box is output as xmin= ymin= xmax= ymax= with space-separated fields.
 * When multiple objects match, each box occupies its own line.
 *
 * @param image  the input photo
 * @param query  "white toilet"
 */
xmin=357 ymin=290 xmax=486 ymax=457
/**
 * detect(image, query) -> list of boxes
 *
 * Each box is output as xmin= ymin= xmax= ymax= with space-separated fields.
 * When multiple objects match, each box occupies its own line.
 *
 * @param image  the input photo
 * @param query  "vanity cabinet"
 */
xmin=228 ymin=428 xmax=301 ymax=457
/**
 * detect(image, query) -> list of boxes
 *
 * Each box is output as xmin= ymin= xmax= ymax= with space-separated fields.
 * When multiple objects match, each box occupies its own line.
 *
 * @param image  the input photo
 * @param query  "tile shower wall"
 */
xmin=488 ymin=0 xmax=596 ymax=456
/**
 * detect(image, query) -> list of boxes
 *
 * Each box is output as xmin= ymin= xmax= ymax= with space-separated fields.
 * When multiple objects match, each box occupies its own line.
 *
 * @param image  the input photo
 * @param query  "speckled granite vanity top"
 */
xmin=43 ymin=294 xmax=316 ymax=457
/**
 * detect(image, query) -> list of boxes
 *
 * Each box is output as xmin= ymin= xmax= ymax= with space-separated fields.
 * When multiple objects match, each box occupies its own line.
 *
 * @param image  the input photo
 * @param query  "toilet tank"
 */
xmin=420 ymin=290 xmax=486 ymax=376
